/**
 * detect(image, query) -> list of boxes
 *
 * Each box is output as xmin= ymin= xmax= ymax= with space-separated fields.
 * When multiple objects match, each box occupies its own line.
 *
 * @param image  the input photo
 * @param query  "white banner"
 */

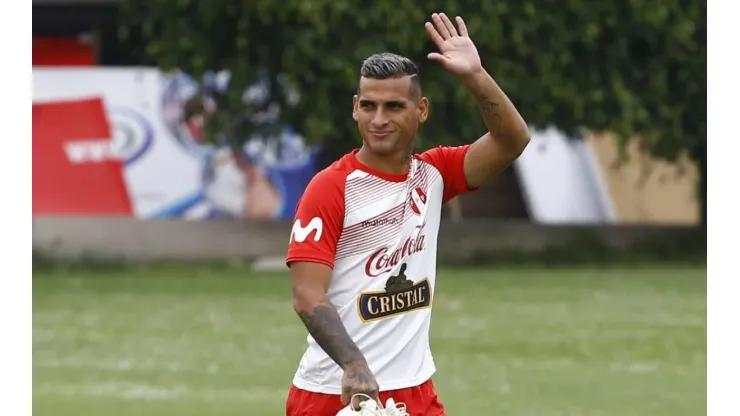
xmin=515 ymin=126 xmax=615 ymax=224
xmin=33 ymin=67 xmax=320 ymax=220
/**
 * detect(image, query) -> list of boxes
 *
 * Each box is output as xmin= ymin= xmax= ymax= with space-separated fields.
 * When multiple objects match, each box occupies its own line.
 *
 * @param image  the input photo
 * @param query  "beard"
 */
xmin=362 ymin=132 xmax=414 ymax=157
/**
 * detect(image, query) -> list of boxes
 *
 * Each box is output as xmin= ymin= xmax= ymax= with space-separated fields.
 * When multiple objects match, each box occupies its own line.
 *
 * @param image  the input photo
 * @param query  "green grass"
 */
xmin=33 ymin=265 xmax=706 ymax=416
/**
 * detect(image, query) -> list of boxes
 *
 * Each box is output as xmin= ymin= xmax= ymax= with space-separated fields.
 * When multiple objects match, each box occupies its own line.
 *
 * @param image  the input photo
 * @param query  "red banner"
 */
xmin=32 ymin=98 xmax=133 ymax=216
xmin=32 ymin=37 xmax=95 ymax=67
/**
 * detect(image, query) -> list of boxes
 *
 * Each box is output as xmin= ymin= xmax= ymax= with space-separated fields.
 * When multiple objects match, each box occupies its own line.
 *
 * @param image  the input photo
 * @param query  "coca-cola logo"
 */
xmin=365 ymin=233 xmax=426 ymax=277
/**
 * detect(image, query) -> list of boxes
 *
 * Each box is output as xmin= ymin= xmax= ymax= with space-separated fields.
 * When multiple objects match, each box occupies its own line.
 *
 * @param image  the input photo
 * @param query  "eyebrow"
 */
xmin=358 ymin=99 xmax=407 ymax=106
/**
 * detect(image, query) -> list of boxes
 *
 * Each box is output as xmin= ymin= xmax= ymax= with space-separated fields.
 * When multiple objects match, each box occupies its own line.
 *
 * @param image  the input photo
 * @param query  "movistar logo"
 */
xmin=290 ymin=217 xmax=323 ymax=243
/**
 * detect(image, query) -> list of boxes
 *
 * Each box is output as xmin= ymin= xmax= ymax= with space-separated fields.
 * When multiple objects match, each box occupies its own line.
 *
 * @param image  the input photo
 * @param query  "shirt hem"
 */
xmin=291 ymin=367 xmax=436 ymax=395
xmin=286 ymin=256 xmax=335 ymax=269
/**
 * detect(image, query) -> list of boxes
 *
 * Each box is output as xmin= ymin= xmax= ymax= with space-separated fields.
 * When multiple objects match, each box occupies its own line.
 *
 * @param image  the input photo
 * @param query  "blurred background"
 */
xmin=32 ymin=0 xmax=706 ymax=415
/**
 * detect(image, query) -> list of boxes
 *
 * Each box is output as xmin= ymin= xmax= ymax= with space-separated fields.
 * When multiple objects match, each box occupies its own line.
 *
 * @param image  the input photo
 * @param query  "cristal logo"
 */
xmin=365 ymin=233 xmax=426 ymax=277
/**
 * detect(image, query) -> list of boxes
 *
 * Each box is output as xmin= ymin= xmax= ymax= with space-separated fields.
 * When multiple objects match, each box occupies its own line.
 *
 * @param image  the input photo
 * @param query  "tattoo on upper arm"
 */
xmin=297 ymin=297 xmax=365 ymax=367
xmin=482 ymin=98 xmax=503 ymax=136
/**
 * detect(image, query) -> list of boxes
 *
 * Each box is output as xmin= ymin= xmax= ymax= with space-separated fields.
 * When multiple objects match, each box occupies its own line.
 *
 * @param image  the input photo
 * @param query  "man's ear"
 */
xmin=352 ymin=95 xmax=359 ymax=121
xmin=418 ymin=97 xmax=429 ymax=124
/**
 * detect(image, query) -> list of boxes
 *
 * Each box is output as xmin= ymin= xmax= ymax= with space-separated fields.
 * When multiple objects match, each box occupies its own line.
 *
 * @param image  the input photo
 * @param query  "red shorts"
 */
xmin=286 ymin=379 xmax=446 ymax=416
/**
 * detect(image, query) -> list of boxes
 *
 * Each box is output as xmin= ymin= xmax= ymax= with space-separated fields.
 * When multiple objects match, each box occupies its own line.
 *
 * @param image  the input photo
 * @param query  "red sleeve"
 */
xmin=286 ymin=168 xmax=346 ymax=269
xmin=418 ymin=145 xmax=478 ymax=203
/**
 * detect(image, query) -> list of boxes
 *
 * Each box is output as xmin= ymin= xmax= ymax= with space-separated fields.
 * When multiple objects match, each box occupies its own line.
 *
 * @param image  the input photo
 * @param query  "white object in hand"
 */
xmin=335 ymin=394 xmax=410 ymax=416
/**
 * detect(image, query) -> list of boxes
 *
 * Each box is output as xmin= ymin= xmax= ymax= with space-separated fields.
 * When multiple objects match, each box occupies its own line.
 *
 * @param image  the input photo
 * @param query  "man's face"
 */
xmin=353 ymin=76 xmax=428 ymax=156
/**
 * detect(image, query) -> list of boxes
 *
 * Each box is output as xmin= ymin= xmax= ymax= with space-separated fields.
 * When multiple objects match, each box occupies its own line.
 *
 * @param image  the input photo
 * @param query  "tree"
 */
xmin=120 ymin=0 xmax=706 ymax=223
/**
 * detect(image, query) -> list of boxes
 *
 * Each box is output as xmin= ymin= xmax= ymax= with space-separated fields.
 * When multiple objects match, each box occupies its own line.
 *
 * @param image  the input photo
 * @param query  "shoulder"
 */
xmin=304 ymin=153 xmax=355 ymax=194
xmin=298 ymin=152 xmax=360 ymax=211
xmin=415 ymin=145 xmax=471 ymax=170
xmin=414 ymin=145 xmax=476 ymax=203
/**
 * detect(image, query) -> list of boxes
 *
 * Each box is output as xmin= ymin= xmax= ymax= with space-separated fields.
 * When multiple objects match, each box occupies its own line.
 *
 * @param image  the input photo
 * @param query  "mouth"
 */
xmin=369 ymin=131 xmax=393 ymax=139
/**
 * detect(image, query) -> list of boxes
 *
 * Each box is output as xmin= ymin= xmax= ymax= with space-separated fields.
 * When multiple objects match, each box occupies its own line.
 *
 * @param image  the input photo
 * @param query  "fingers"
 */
xmin=431 ymin=13 xmax=453 ymax=39
xmin=427 ymin=52 xmax=447 ymax=64
xmin=456 ymin=16 xmax=469 ymax=37
xmin=424 ymin=21 xmax=445 ymax=48
xmin=427 ymin=13 xmax=468 ymax=42
xmin=341 ymin=388 xmax=350 ymax=406
xmin=439 ymin=13 xmax=458 ymax=37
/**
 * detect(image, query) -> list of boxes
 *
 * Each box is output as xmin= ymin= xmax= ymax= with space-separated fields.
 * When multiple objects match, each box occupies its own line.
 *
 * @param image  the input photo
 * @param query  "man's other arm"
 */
xmin=290 ymin=261 xmax=367 ymax=369
xmin=286 ymin=167 xmax=378 ymax=404
xmin=290 ymin=261 xmax=379 ymax=404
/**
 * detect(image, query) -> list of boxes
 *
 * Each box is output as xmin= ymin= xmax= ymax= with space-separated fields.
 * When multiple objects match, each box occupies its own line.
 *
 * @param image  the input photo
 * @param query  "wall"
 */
xmin=33 ymin=217 xmax=700 ymax=265
xmin=585 ymin=132 xmax=700 ymax=225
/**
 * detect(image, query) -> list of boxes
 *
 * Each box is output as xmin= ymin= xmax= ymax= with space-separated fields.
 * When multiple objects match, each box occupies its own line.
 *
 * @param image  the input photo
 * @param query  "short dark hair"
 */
xmin=359 ymin=53 xmax=421 ymax=99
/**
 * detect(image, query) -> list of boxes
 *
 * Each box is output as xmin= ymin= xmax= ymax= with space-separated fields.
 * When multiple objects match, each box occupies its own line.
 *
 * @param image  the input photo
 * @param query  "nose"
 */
xmin=371 ymin=108 xmax=390 ymax=128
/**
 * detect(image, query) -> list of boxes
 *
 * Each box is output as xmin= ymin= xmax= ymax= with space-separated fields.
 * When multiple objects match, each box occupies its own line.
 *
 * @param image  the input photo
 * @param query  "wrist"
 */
xmin=460 ymin=68 xmax=489 ymax=85
xmin=341 ymin=359 xmax=368 ymax=370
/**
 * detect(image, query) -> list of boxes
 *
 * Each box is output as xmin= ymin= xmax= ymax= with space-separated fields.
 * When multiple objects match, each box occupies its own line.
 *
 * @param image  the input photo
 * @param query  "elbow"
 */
xmin=500 ymin=128 xmax=530 ymax=160
xmin=517 ymin=130 xmax=531 ymax=155
xmin=496 ymin=118 xmax=530 ymax=158
xmin=512 ymin=123 xmax=531 ymax=156
xmin=292 ymin=286 xmax=308 ymax=314
xmin=292 ymin=283 xmax=320 ymax=315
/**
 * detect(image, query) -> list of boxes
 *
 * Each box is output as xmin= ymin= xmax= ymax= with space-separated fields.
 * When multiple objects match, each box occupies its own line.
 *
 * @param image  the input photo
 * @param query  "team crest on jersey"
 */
xmin=357 ymin=263 xmax=432 ymax=323
xmin=409 ymin=187 xmax=427 ymax=216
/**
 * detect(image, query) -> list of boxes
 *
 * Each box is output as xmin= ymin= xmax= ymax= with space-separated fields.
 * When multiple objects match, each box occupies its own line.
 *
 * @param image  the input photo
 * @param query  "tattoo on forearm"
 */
xmin=481 ymin=98 xmax=503 ymax=136
xmin=297 ymin=298 xmax=365 ymax=367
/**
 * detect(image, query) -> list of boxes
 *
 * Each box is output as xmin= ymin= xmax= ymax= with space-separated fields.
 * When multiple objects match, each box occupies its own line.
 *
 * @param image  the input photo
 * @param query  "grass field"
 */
xmin=33 ymin=265 xmax=706 ymax=416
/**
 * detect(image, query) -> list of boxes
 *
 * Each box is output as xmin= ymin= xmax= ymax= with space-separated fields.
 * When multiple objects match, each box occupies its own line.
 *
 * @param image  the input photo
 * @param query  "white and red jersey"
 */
xmin=286 ymin=146 xmax=476 ymax=394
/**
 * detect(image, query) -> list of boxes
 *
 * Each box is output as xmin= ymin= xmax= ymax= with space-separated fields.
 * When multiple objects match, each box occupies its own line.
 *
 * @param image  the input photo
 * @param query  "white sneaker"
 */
xmin=383 ymin=397 xmax=410 ymax=416
xmin=335 ymin=396 xmax=381 ymax=416
xmin=335 ymin=394 xmax=410 ymax=416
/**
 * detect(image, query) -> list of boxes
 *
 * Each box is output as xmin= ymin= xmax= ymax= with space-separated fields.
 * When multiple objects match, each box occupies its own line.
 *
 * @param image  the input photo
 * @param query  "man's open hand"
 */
xmin=425 ymin=13 xmax=482 ymax=77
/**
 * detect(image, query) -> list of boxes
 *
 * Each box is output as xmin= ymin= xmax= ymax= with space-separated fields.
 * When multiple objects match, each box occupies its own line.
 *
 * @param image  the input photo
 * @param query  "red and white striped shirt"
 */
xmin=287 ymin=145 xmax=476 ymax=393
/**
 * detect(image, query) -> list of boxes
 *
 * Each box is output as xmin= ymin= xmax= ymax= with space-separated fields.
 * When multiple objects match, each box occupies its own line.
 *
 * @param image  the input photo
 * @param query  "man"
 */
xmin=285 ymin=13 xmax=530 ymax=416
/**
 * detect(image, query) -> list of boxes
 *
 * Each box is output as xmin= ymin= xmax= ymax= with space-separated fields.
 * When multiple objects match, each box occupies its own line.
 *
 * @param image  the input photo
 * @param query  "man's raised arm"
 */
xmin=425 ymin=12 xmax=531 ymax=188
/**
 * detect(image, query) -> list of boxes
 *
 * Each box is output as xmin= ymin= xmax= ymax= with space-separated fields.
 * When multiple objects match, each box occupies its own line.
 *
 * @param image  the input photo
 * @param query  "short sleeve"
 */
xmin=286 ymin=169 xmax=346 ymax=269
xmin=418 ymin=145 xmax=478 ymax=203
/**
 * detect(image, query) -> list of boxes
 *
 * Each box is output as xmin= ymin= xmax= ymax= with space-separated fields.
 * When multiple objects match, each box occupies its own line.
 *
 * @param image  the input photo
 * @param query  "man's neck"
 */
xmin=356 ymin=147 xmax=411 ymax=175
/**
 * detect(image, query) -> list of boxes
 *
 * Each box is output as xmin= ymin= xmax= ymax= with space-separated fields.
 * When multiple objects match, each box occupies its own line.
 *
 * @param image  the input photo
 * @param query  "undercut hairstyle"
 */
xmin=359 ymin=53 xmax=422 ymax=100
